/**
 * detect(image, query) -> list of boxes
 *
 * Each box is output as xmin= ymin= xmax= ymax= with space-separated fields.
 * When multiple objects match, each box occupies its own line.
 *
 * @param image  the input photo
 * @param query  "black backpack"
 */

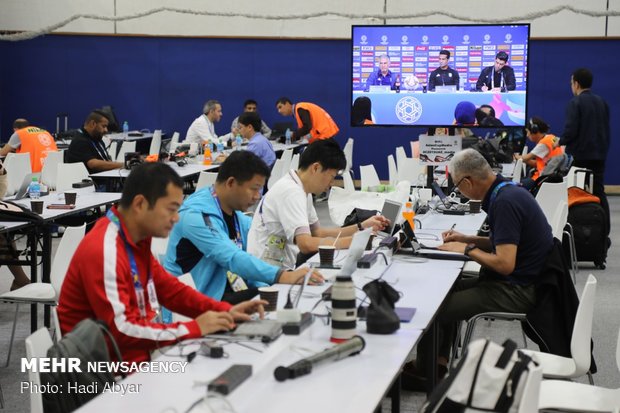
xmin=40 ymin=319 xmax=124 ymax=413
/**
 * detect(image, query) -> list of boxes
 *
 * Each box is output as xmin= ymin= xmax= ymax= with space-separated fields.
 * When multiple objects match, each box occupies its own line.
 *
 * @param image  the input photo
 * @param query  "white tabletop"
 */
xmin=90 ymin=162 xmax=213 ymax=179
xmin=416 ymin=209 xmax=486 ymax=232
xmin=106 ymin=131 xmax=154 ymax=141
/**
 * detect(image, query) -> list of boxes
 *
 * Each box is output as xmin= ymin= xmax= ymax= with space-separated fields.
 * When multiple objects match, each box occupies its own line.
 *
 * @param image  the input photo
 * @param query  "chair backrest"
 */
xmin=343 ymin=138 xmax=354 ymax=175
xmin=268 ymin=158 xmax=284 ymax=190
xmin=149 ymin=129 xmax=163 ymax=155
xmin=398 ymin=157 xmax=425 ymax=185
xmin=4 ymin=152 xmax=32 ymax=195
xmin=395 ymin=146 xmax=408 ymax=170
xmin=40 ymin=151 xmax=64 ymax=191
xmin=516 ymin=364 xmax=543 ymax=413
xmin=571 ymin=273 xmax=597 ymax=376
xmin=51 ymin=307 xmax=62 ymax=341
xmin=107 ymin=141 xmax=118 ymax=161
xmin=56 ymin=163 xmax=90 ymax=192
xmin=170 ymin=131 xmax=180 ymax=146
xmin=566 ymin=166 xmax=592 ymax=192
xmin=50 ymin=224 xmax=86 ymax=299
xmin=115 ymin=141 xmax=137 ymax=162
xmin=342 ymin=170 xmax=355 ymax=192
xmin=521 ymin=144 xmax=529 ymax=157
xmin=360 ymin=164 xmax=380 ymax=191
xmin=150 ymin=236 xmax=170 ymax=264
xmin=388 ymin=155 xmax=398 ymax=186
xmin=536 ymin=180 xmax=568 ymax=226
xmin=172 ymin=273 xmax=197 ymax=323
xmin=279 ymin=149 xmax=294 ymax=174
xmin=290 ymin=153 xmax=300 ymax=171
xmin=512 ymin=158 xmax=523 ymax=183
xmin=196 ymin=171 xmax=218 ymax=190
xmin=25 ymin=328 xmax=54 ymax=413
xmin=549 ymin=200 xmax=569 ymax=240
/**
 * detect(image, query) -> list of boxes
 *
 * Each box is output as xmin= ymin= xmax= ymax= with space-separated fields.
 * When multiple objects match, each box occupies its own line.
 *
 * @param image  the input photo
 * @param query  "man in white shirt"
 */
xmin=247 ymin=139 xmax=389 ymax=268
xmin=185 ymin=100 xmax=230 ymax=145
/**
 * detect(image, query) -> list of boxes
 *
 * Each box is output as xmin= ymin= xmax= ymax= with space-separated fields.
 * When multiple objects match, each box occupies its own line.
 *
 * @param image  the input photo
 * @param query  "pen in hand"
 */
xmin=449 ymin=223 xmax=456 ymax=234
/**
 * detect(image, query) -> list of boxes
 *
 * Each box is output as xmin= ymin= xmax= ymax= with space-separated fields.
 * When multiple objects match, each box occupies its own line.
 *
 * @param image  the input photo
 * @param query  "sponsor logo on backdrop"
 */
xmin=421 ymin=35 xmax=429 ymax=44
xmin=483 ymin=34 xmax=491 ymax=44
xmin=380 ymin=35 xmax=389 ymax=45
xmin=504 ymin=33 xmax=512 ymax=43
xmin=395 ymin=96 xmax=423 ymax=124
xmin=462 ymin=35 xmax=470 ymax=44
xmin=360 ymin=35 xmax=368 ymax=45
xmin=401 ymin=35 xmax=409 ymax=45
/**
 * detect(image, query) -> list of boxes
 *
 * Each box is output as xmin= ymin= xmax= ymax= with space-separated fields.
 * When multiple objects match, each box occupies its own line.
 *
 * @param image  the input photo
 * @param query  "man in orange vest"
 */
xmin=275 ymin=97 xmax=339 ymax=143
xmin=516 ymin=116 xmax=564 ymax=188
xmin=0 ymin=118 xmax=59 ymax=172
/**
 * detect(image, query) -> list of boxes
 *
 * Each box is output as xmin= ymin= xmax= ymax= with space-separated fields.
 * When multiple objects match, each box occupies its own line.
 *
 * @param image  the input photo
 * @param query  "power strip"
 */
xmin=357 ymin=253 xmax=378 ymax=268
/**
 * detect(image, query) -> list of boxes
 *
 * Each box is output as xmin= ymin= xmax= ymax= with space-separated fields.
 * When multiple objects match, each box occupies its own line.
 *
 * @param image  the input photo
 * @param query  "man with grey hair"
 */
xmin=402 ymin=148 xmax=554 ymax=391
xmin=364 ymin=54 xmax=398 ymax=91
xmin=185 ymin=99 xmax=230 ymax=145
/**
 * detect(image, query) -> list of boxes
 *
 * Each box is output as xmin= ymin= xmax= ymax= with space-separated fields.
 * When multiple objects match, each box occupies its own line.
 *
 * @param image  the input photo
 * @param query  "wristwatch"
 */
xmin=357 ymin=222 xmax=363 ymax=231
xmin=464 ymin=243 xmax=477 ymax=256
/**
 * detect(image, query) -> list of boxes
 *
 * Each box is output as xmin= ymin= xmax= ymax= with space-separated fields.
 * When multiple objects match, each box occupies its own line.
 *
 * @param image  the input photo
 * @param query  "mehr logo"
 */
xmin=380 ymin=35 xmax=388 ymax=45
xmin=505 ymin=33 xmax=512 ymax=43
xmin=360 ymin=35 xmax=368 ymax=45
xmin=395 ymin=96 xmax=423 ymax=124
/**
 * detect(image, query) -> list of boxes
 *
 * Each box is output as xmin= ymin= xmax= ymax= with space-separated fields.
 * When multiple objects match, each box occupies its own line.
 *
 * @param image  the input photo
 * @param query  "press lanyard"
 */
xmin=210 ymin=188 xmax=243 ymax=249
xmin=488 ymin=181 xmax=517 ymax=223
xmin=89 ymin=137 xmax=111 ymax=162
xmin=106 ymin=210 xmax=161 ymax=322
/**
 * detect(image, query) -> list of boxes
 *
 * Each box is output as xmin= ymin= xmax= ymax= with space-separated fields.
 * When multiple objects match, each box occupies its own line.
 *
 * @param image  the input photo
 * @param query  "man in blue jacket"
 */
xmin=164 ymin=151 xmax=323 ymax=302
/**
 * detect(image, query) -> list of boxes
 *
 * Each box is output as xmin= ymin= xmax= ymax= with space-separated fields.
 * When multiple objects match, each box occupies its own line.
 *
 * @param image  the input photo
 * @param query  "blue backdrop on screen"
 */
xmin=0 ymin=35 xmax=618 ymax=184
xmin=352 ymin=25 xmax=529 ymax=126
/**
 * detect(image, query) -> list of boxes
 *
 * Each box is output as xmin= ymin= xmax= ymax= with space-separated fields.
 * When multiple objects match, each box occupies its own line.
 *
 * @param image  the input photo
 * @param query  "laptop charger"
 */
xmin=379 ymin=236 xmax=398 ymax=251
xmin=357 ymin=253 xmax=378 ymax=268
xmin=282 ymin=312 xmax=313 ymax=335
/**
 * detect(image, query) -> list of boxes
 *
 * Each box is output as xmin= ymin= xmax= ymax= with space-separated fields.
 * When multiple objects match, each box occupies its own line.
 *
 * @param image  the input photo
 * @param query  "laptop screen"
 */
xmin=379 ymin=199 xmax=402 ymax=236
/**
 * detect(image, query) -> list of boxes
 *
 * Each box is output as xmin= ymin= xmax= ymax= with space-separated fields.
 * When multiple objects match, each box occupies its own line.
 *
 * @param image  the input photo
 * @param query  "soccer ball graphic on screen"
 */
xmin=395 ymin=96 xmax=422 ymax=124
xmin=403 ymin=74 xmax=420 ymax=90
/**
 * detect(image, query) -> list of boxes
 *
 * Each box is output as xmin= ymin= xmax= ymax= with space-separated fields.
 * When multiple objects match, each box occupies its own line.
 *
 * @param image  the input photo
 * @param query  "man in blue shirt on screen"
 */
xmin=428 ymin=50 xmax=460 ymax=91
xmin=364 ymin=54 xmax=397 ymax=91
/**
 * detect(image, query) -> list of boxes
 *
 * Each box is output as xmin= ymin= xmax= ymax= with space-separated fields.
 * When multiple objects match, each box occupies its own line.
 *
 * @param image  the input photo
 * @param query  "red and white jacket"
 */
xmin=58 ymin=207 xmax=232 ymax=364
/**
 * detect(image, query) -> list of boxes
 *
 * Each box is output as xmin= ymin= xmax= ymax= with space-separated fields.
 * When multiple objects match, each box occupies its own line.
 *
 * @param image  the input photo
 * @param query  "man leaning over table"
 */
xmin=402 ymin=148 xmax=553 ymax=391
xmin=58 ymin=162 xmax=266 ymax=364
xmin=247 ymin=139 xmax=389 ymax=269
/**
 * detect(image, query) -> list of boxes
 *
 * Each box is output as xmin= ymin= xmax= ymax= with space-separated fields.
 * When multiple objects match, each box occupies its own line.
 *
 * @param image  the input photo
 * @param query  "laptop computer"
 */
xmin=271 ymin=122 xmax=294 ymax=140
xmin=379 ymin=199 xmax=402 ymax=237
xmin=434 ymin=85 xmax=457 ymax=93
xmin=431 ymin=181 xmax=469 ymax=212
xmin=13 ymin=173 xmax=41 ymax=200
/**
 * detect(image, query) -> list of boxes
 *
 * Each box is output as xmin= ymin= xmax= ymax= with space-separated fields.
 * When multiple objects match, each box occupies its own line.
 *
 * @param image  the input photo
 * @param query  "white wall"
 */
xmin=1 ymin=0 xmax=620 ymax=39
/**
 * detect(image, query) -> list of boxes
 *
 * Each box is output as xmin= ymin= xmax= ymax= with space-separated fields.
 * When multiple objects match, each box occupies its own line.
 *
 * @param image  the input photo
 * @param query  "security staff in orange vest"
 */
xmin=0 ymin=118 xmax=59 ymax=173
xmin=517 ymin=117 xmax=564 ymax=181
xmin=275 ymin=97 xmax=339 ymax=143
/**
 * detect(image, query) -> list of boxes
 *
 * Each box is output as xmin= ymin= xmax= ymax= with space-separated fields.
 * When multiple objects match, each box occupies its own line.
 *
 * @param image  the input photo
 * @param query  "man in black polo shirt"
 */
xmin=403 ymin=148 xmax=553 ymax=391
xmin=65 ymin=110 xmax=123 ymax=173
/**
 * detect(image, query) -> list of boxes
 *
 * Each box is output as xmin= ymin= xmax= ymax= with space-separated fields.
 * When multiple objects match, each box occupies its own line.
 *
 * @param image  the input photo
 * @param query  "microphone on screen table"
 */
xmin=274 ymin=336 xmax=366 ymax=381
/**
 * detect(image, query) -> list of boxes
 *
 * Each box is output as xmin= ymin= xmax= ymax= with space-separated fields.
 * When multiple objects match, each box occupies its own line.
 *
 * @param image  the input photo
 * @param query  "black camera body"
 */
xmin=124 ymin=152 xmax=142 ymax=170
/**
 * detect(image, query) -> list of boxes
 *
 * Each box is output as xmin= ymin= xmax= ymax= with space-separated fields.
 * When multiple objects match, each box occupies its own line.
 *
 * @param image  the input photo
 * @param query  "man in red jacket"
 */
xmin=58 ymin=162 xmax=265 ymax=364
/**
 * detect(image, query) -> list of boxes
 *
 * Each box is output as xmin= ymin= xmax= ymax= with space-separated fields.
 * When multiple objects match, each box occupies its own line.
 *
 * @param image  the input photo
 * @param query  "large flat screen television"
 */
xmin=351 ymin=24 xmax=529 ymax=127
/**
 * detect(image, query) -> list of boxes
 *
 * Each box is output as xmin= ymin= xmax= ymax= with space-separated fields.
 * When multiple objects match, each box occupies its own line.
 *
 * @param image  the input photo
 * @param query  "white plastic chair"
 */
xmin=521 ymin=274 xmax=597 ymax=382
xmin=521 ymin=144 xmax=529 ymax=157
xmin=107 ymin=141 xmax=118 ymax=161
xmin=115 ymin=141 xmax=137 ymax=162
xmin=40 ymin=151 xmax=64 ymax=191
xmin=398 ymin=157 xmax=426 ymax=185
xmin=517 ymin=364 xmax=543 ymax=413
xmin=149 ymin=129 xmax=163 ymax=155
xmin=343 ymin=138 xmax=354 ymax=177
xmin=290 ymin=153 xmax=300 ymax=171
xmin=388 ymin=155 xmax=398 ymax=186
xmin=196 ymin=171 xmax=218 ymax=190
xmin=51 ymin=306 xmax=62 ymax=342
xmin=171 ymin=273 xmax=198 ymax=323
xmin=342 ymin=171 xmax=355 ymax=192
xmin=512 ymin=158 xmax=524 ymax=183
xmin=150 ymin=236 xmax=170 ymax=264
xmin=25 ymin=328 xmax=54 ymax=413
xmin=4 ymin=152 xmax=32 ymax=195
xmin=0 ymin=224 xmax=85 ymax=366
xmin=538 ymin=322 xmax=620 ymax=412
xmin=268 ymin=158 xmax=284 ymax=190
xmin=279 ymin=148 xmax=294 ymax=174
xmin=566 ymin=165 xmax=593 ymax=192
xmin=535 ymin=180 xmax=568 ymax=229
xmin=56 ymin=162 xmax=90 ymax=192
xmin=360 ymin=164 xmax=380 ymax=191
xmin=395 ymin=146 xmax=408 ymax=172
xmin=170 ymin=131 xmax=180 ymax=148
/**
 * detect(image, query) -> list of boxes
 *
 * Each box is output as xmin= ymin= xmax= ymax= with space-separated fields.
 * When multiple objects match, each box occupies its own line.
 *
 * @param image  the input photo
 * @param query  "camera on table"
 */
xmin=124 ymin=152 xmax=143 ymax=170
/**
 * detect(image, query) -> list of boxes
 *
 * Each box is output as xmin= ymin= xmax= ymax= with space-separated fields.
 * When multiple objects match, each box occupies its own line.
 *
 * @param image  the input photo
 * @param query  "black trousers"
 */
xmin=573 ymin=159 xmax=610 ymax=236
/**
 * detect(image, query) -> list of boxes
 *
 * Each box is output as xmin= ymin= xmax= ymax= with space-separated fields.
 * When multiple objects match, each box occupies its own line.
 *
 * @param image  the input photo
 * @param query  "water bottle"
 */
xmin=235 ymin=135 xmax=243 ymax=150
xmin=122 ymin=121 xmax=129 ymax=138
xmin=330 ymin=275 xmax=357 ymax=343
xmin=395 ymin=74 xmax=401 ymax=93
xmin=285 ymin=129 xmax=292 ymax=146
xmin=28 ymin=177 xmax=41 ymax=199
xmin=217 ymin=141 xmax=224 ymax=153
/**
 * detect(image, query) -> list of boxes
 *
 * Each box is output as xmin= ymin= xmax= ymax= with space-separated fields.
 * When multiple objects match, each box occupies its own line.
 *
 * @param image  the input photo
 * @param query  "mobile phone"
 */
xmin=47 ymin=204 xmax=76 ymax=210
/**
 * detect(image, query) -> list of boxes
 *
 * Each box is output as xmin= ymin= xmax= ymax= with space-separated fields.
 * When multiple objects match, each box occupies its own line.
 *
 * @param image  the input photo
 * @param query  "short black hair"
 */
xmin=439 ymin=50 xmax=451 ymax=59
xmin=298 ymin=139 xmax=346 ymax=172
xmin=13 ymin=119 xmax=29 ymax=129
xmin=243 ymin=99 xmax=258 ymax=108
xmin=238 ymin=111 xmax=262 ymax=132
xmin=351 ymin=96 xmax=372 ymax=126
xmin=572 ymin=68 xmax=593 ymax=89
xmin=85 ymin=110 xmax=109 ymax=125
xmin=474 ymin=104 xmax=496 ymax=124
xmin=216 ymin=151 xmax=270 ymax=184
xmin=526 ymin=116 xmax=550 ymax=134
xmin=496 ymin=51 xmax=509 ymax=62
xmin=120 ymin=163 xmax=184 ymax=209
xmin=275 ymin=97 xmax=292 ymax=106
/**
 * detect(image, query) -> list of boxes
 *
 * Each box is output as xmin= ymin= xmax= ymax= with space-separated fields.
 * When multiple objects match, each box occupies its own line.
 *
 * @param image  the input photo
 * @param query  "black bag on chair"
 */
xmin=362 ymin=279 xmax=401 ymax=334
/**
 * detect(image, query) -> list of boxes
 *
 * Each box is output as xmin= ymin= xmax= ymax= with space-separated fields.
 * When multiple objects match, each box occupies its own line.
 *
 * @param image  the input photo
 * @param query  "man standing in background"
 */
xmin=275 ymin=97 xmax=339 ymax=143
xmin=560 ymin=68 xmax=610 ymax=238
